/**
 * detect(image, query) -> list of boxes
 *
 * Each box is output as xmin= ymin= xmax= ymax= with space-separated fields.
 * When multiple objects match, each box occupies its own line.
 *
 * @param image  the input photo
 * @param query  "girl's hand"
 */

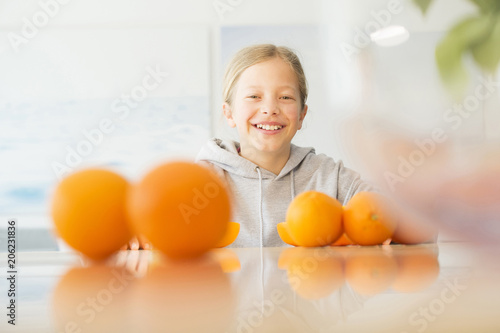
xmin=121 ymin=235 xmax=152 ymax=250
xmin=114 ymin=247 xmax=150 ymax=278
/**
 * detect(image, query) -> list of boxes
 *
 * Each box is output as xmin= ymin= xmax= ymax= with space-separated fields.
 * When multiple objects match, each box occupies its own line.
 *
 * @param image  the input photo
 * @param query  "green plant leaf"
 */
xmin=471 ymin=14 xmax=500 ymax=72
xmin=436 ymin=39 xmax=469 ymax=99
xmin=435 ymin=15 xmax=492 ymax=98
xmin=412 ymin=0 xmax=434 ymax=15
xmin=447 ymin=15 xmax=492 ymax=47
xmin=468 ymin=0 xmax=500 ymax=14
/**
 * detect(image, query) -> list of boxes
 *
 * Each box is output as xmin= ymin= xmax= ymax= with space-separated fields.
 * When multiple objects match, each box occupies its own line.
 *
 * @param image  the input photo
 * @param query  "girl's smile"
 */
xmin=252 ymin=122 xmax=286 ymax=134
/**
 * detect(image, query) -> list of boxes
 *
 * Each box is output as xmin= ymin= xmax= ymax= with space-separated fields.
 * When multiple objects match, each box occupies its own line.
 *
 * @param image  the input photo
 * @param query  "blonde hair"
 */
xmin=222 ymin=44 xmax=308 ymax=110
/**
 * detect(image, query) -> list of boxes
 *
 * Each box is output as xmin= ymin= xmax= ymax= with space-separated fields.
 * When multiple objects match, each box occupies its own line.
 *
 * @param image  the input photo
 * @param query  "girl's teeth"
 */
xmin=256 ymin=124 xmax=282 ymax=130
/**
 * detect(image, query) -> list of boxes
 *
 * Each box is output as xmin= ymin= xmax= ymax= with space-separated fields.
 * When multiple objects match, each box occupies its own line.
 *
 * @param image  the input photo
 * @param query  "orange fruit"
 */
xmin=214 ymin=222 xmax=240 ymax=248
xmin=51 ymin=169 xmax=132 ymax=261
xmin=127 ymin=161 xmax=231 ymax=260
xmin=331 ymin=233 xmax=355 ymax=246
xmin=343 ymin=191 xmax=398 ymax=246
xmin=282 ymin=247 xmax=344 ymax=300
xmin=277 ymin=222 xmax=298 ymax=246
xmin=392 ymin=246 xmax=440 ymax=292
xmin=286 ymin=191 xmax=343 ymax=247
xmin=345 ymin=249 xmax=398 ymax=295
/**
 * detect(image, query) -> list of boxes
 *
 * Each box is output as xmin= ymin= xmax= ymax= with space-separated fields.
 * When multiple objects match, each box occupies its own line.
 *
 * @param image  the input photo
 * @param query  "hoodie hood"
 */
xmin=195 ymin=138 xmax=314 ymax=180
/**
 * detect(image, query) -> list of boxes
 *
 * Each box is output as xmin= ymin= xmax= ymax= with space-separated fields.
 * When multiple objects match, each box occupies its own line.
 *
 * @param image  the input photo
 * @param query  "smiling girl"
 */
xmin=196 ymin=44 xmax=374 ymax=247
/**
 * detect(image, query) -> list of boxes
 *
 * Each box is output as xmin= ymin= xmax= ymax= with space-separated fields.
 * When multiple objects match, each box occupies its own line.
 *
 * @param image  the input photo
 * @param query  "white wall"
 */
xmin=0 ymin=0 xmax=324 ymax=154
xmin=0 ymin=0 xmax=482 ymax=164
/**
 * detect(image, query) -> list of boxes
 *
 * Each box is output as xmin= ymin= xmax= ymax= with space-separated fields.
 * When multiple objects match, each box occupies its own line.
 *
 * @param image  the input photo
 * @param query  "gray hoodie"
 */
xmin=196 ymin=138 xmax=374 ymax=248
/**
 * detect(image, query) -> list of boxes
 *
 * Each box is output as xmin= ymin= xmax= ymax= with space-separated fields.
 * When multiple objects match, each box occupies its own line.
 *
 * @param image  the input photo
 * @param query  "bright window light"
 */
xmin=370 ymin=25 xmax=410 ymax=47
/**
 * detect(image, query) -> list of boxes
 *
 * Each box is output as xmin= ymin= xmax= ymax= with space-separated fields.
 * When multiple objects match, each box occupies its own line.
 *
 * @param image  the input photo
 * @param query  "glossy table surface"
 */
xmin=1 ymin=242 xmax=500 ymax=333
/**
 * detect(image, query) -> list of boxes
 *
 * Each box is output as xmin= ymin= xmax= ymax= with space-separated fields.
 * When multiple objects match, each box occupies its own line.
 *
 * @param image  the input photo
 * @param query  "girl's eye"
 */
xmin=281 ymin=96 xmax=293 ymax=100
xmin=247 ymin=95 xmax=259 ymax=99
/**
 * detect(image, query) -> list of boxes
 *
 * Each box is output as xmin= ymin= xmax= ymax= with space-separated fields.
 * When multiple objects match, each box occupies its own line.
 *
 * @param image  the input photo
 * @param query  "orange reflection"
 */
xmin=345 ymin=248 xmax=398 ymax=296
xmin=279 ymin=247 xmax=344 ymax=300
xmin=391 ymin=246 xmax=440 ymax=292
xmin=128 ymin=255 xmax=235 ymax=332
xmin=52 ymin=265 xmax=134 ymax=333
xmin=209 ymin=248 xmax=241 ymax=273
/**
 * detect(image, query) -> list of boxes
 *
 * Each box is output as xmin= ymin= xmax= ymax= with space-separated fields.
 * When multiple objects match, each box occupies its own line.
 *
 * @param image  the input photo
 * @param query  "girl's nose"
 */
xmin=260 ymin=98 xmax=279 ymax=115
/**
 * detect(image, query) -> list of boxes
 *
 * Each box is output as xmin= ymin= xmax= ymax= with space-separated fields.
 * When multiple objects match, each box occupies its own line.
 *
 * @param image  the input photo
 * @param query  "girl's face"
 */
xmin=224 ymin=57 xmax=307 ymax=156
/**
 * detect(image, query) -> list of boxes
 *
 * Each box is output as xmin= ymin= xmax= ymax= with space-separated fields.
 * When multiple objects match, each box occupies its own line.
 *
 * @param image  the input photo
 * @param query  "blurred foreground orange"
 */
xmin=282 ymin=191 xmax=343 ymax=247
xmin=341 ymin=114 xmax=500 ymax=248
xmin=51 ymin=169 xmax=132 ymax=261
xmin=433 ymin=169 xmax=500 ymax=244
xmin=127 ymin=161 xmax=232 ymax=260
xmin=344 ymin=191 xmax=398 ymax=246
xmin=392 ymin=206 xmax=438 ymax=244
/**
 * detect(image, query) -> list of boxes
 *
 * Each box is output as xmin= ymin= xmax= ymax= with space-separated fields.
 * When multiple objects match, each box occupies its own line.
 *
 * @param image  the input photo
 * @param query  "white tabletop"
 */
xmin=1 ymin=242 xmax=500 ymax=333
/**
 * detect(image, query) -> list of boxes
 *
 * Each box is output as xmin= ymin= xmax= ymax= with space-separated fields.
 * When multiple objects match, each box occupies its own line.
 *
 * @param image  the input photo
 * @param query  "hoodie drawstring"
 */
xmin=255 ymin=167 xmax=264 ymax=248
xmin=290 ymin=169 xmax=295 ymax=200
xmin=255 ymin=166 xmax=265 ymax=312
